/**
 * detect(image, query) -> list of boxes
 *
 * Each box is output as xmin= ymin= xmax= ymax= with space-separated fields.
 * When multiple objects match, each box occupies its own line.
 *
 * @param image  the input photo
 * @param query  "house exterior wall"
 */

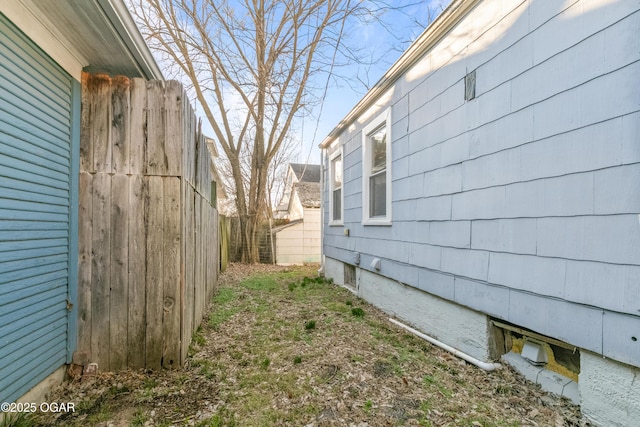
xmin=0 ymin=3 xmax=84 ymax=79
xmin=289 ymin=190 xmax=304 ymax=221
xmin=0 ymin=12 xmax=80 ymax=405
xmin=322 ymin=0 xmax=639 ymax=423
xmin=1 ymin=2 xmax=164 ymax=408
xmin=579 ymin=351 xmax=640 ymax=427
xmin=275 ymin=208 xmax=321 ymax=265
xmin=357 ymin=267 xmax=493 ymax=361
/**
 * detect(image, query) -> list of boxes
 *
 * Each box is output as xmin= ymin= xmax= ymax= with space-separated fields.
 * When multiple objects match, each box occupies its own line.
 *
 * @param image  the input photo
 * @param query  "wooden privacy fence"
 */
xmin=219 ymin=215 xmax=231 ymax=271
xmin=77 ymin=73 xmax=218 ymax=371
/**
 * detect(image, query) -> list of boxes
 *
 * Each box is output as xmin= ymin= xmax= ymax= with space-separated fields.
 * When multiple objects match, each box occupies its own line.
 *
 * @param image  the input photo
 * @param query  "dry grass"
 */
xmin=31 ymin=264 xmax=590 ymax=427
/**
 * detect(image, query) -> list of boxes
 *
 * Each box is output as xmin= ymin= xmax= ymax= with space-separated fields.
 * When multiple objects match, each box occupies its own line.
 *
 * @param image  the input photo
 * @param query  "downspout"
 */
xmin=389 ymin=318 xmax=501 ymax=372
xmin=318 ymin=148 xmax=325 ymax=275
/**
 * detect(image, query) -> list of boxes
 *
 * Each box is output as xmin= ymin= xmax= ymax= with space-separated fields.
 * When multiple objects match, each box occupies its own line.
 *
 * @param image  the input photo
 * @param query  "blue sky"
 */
xmin=151 ymin=0 xmax=454 ymax=166
xmin=295 ymin=0 xmax=453 ymax=165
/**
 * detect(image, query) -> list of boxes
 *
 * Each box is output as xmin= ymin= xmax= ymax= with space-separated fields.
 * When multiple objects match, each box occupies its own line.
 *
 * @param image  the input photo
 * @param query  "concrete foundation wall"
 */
xmin=326 ymin=257 xmax=640 ymax=426
xmin=324 ymin=257 xmax=345 ymax=287
xmin=326 ymin=258 xmax=493 ymax=362
xmin=579 ymin=351 xmax=640 ymax=427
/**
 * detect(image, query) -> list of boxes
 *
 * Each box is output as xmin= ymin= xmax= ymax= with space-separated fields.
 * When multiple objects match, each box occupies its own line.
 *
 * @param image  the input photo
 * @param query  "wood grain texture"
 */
xmin=109 ymin=174 xmax=129 ymax=369
xmin=90 ymin=172 xmax=111 ymax=370
xmin=129 ymin=78 xmax=146 ymax=175
xmin=164 ymin=81 xmax=183 ymax=177
xmin=111 ymin=76 xmax=130 ymax=174
xmin=92 ymin=75 xmax=112 ymax=173
xmin=77 ymin=171 xmax=93 ymax=358
xmin=79 ymin=74 xmax=94 ymax=173
xmin=77 ymin=74 xmax=219 ymax=372
xmin=145 ymin=81 xmax=166 ymax=176
xmin=162 ymin=177 xmax=181 ymax=369
xmin=127 ymin=175 xmax=146 ymax=368
xmin=181 ymin=183 xmax=195 ymax=363
xmin=145 ymin=175 xmax=164 ymax=370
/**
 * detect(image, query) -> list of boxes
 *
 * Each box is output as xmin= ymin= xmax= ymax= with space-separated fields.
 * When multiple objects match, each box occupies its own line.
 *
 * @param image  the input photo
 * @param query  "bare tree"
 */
xmin=130 ymin=0 xmax=443 ymax=262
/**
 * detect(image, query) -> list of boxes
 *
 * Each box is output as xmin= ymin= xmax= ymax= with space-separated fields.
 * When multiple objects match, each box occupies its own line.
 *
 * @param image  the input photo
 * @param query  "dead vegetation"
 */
xmin=30 ymin=263 xmax=590 ymax=426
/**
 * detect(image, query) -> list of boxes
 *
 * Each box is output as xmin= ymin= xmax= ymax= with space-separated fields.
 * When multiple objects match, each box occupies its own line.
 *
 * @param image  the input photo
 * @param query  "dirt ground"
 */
xmin=30 ymin=263 xmax=591 ymax=427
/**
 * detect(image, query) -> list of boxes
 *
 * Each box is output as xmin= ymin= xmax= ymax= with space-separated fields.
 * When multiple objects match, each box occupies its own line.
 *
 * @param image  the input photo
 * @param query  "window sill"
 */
xmin=329 ymin=221 xmax=344 ymax=227
xmin=362 ymin=219 xmax=392 ymax=226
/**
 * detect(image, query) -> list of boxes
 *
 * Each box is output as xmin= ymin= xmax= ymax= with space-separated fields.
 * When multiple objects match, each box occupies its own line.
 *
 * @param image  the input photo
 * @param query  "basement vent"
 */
xmin=344 ymin=264 xmax=356 ymax=290
xmin=464 ymin=70 xmax=476 ymax=101
xmin=492 ymin=320 xmax=580 ymax=381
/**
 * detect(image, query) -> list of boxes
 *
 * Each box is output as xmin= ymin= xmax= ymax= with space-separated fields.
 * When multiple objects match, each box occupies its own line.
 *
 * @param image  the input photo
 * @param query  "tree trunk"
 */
xmin=242 ymin=160 xmax=269 ymax=264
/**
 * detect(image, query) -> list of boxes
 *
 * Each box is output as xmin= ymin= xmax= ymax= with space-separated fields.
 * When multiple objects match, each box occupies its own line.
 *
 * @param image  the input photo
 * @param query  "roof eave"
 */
xmin=319 ymin=0 xmax=479 ymax=149
xmin=97 ymin=0 xmax=164 ymax=81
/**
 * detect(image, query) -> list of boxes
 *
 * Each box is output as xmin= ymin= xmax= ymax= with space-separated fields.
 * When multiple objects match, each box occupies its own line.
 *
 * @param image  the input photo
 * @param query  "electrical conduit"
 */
xmin=389 ymin=318 xmax=501 ymax=372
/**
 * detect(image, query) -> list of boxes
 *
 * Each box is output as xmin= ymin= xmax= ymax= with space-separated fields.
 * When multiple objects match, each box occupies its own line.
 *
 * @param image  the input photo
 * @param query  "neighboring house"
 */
xmin=320 ymin=1 xmax=639 ymax=426
xmin=0 ymin=0 xmax=219 ymax=408
xmin=205 ymin=136 xmax=229 ymax=213
xmin=272 ymin=163 xmax=321 ymax=265
xmin=205 ymin=136 xmax=233 ymax=271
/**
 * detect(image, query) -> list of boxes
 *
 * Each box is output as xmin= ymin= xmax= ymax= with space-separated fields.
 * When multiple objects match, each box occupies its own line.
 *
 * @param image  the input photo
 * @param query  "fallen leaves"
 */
xmin=33 ymin=264 xmax=591 ymax=426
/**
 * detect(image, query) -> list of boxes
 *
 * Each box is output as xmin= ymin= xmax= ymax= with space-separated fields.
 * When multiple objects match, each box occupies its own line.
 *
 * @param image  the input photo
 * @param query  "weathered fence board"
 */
xmin=164 ymin=81 xmax=183 ymax=177
xmin=127 ymin=175 xmax=146 ymax=367
xmin=129 ymin=79 xmax=146 ymax=175
xmin=193 ymin=195 xmax=204 ymax=330
xmin=145 ymin=175 xmax=164 ymax=370
xmin=162 ymin=177 xmax=181 ymax=368
xmin=76 ymin=171 xmax=93 ymax=359
xmin=80 ymin=75 xmax=93 ymax=173
xmin=181 ymin=183 xmax=195 ymax=362
xmin=109 ymin=174 xmax=129 ymax=369
xmin=182 ymin=97 xmax=195 ymax=186
xmin=92 ymin=76 xmax=112 ymax=174
xmin=90 ymin=172 xmax=111 ymax=369
xmin=77 ymin=73 xmax=219 ymax=372
xmin=145 ymin=81 xmax=165 ymax=176
xmin=111 ymin=77 xmax=130 ymax=173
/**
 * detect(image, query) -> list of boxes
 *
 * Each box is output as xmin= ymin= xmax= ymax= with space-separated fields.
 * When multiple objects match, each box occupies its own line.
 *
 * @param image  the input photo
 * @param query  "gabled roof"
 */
xmin=290 ymin=163 xmax=321 ymax=183
xmin=294 ymin=182 xmax=321 ymax=209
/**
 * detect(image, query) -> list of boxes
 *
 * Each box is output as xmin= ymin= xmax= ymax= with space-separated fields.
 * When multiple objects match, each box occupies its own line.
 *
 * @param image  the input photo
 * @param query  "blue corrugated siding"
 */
xmin=0 ymin=13 xmax=74 ymax=403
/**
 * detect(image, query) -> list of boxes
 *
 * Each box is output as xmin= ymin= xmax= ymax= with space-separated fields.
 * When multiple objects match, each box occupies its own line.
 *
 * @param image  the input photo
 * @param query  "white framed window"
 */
xmin=329 ymin=148 xmax=343 ymax=225
xmin=362 ymin=108 xmax=391 ymax=225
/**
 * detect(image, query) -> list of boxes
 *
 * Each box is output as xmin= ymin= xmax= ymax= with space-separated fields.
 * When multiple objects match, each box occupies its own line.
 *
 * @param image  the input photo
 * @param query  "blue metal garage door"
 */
xmin=0 ymin=13 xmax=78 ymax=403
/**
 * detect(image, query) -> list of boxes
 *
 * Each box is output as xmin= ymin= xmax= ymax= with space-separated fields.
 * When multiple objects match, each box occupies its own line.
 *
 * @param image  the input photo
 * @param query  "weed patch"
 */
xmin=351 ymin=307 xmax=365 ymax=317
xmin=0 ymin=413 xmax=32 ymax=427
xmin=304 ymin=320 xmax=316 ymax=330
xmin=32 ymin=264 xmax=589 ymax=427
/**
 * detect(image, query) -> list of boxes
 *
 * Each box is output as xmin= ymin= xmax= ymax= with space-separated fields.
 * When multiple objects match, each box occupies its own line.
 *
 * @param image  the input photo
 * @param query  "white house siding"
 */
xmin=288 ymin=190 xmax=304 ymax=221
xmin=276 ymin=208 xmax=321 ymax=265
xmin=322 ymin=0 xmax=640 ymax=423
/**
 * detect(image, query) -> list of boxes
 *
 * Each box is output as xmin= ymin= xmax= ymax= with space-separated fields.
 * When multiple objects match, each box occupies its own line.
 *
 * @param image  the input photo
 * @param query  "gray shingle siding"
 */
xmin=322 ymin=0 xmax=640 ymax=369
